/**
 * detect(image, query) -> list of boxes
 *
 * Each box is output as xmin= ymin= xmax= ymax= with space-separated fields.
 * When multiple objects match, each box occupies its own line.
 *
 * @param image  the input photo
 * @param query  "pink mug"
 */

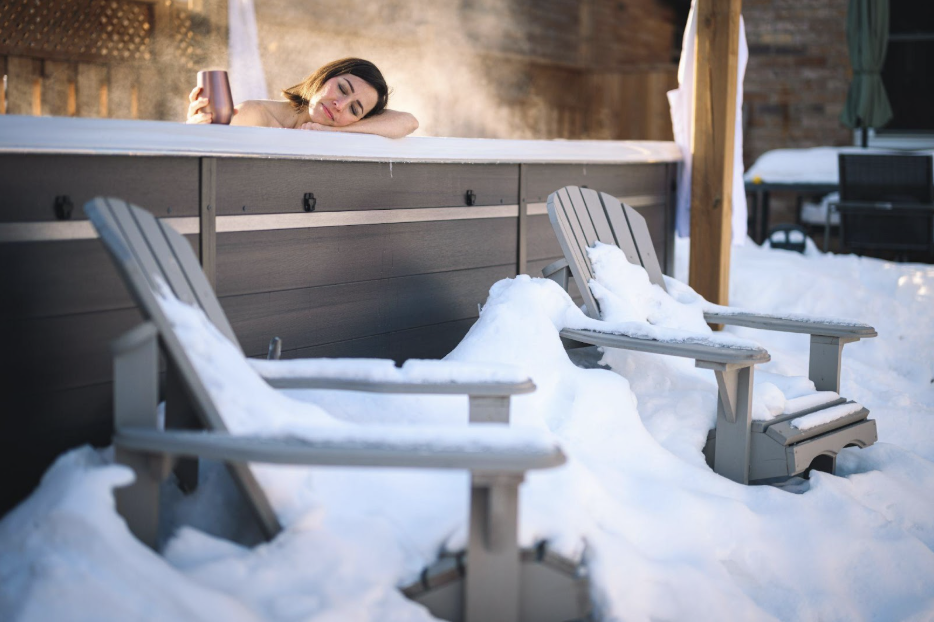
xmin=196 ymin=70 xmax=234 ymax=125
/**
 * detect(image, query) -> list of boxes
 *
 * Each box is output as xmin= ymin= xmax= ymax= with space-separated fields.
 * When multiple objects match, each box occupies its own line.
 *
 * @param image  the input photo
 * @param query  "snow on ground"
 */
xmin=2 ymin=237 xmax=934 ymax=622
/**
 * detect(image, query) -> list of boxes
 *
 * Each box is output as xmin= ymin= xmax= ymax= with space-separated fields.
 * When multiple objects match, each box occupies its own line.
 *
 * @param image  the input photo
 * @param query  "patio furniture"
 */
xmin=767 ymin=224 xmax=809 ymax=254
xmin=827 ymin=153 xmax=934 ymax=257
xmin=85 ymin=197 xmax=590 ymax=622
xmin=542 ymin=186 xmax=878 ymax=485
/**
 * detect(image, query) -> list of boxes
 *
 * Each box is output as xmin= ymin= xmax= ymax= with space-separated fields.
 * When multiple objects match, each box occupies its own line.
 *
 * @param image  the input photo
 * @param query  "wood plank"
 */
xmin=0 ymin=239 xmax=134 ymax=320
xmin=215 ymin=218 xmax=517 ymax=297
xmin=566 ymin=186 xmax=599 ymax=245
xmin=0 ymin=56 xmax=6 ymax=114
xmin=580 ymin=187 xmax=615 ymax=246
xmin=6 ymin=56 xmax=36 ymax=116
xmin=221 ymin=264 xmax=513 ymax=358
xmin=109 ymin=198 xmax=199 ymax=305
xmin=527 ymin=213 xmax=565 ymax=262
xmin=281 ymin=318 xmax=480 ymax=364
xmin=554 ymin=188 xmax=594 ymax=281
xmin=689 ymin=0 xmax=742 ymax=307
xmin=0 ymin=381 xmax=114 ymax=515
xmin=76 ymin=64 xmax=108 ymax=118
xmin=0 ymin=307 xmax=144 ymax=393
xmin=42 ymin=60 xmax=71 ymax=117
xmin=0 ymin=232 xmax=199 ymax=322
xmin=524 ymin=163 xmax=667 ymax=204
xmin=109 ymin=64 xmax=134 ymax=119
xmin=389 ymin=318 xmax=479 ymax=362
xmin=600 ymin=193 xmax=642 ymax=266
xmin=0 ymin=155 xmax=199 ymax=222
xmin=215 ymin=160 xmax=520 ymax=215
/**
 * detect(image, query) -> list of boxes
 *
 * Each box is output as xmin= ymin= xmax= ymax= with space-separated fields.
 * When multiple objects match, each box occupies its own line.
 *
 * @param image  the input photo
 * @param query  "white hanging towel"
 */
xmin=228 ymin=0 xmax=268 ymax=103
xmin=668 ymin=2 xmax=749 ymax=245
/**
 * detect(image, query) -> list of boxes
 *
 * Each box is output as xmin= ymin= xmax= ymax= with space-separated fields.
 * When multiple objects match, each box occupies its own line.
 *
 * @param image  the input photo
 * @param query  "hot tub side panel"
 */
xmin=0 ymin=155 xmax=676 ymax=516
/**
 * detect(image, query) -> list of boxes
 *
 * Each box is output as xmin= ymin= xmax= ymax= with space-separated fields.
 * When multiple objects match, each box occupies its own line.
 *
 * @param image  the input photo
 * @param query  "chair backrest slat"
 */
xmin=579 ymin=187 xmax=616 ymax=246
xmin=617 ymin=199 xmax=667 ymax=290
xmin=157 ymin=219 xmax=241 ymax=349
xmin=547 ymin=186 xmax=670 ymax=320
xmin=548 ymin=188 xmax=602 ymax=317
xmin=86 ymin=197 xmax=281 ymax=538
xmin=599 ymin=193 xmax=643 ymax=268
xmin=566 ymin=186 xmax=600 ymax=245
xmin=105 ymin=198 xmax=200 ymax=307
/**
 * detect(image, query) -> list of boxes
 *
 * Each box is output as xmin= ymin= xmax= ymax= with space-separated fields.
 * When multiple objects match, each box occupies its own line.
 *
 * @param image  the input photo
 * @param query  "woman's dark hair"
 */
xmin=282 ymin=58 xmax=389 ymax=118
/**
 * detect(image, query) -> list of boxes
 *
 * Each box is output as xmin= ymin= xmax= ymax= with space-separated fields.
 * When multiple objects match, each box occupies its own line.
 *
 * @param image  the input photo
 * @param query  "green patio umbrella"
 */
xmin=840 ymin=0 xmax=893 ymax=146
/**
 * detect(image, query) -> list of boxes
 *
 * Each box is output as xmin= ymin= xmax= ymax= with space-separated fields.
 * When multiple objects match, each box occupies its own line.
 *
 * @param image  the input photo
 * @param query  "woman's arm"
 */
xmin=302 ymin=109 xmax=419 ymax=139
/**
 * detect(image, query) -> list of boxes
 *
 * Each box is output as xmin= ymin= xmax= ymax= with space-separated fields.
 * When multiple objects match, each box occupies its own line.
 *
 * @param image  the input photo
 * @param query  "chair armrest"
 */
xmin=115 ymin=427 xmax=566 ymax=472
xmin=560 ymin=327 xmax=770 ymax=366
xmin=542 ymin=258 xmax=569 ymax=279
xmin=250 ymin=358 xmax=535 ymax=396
xmin=703 ymin=309 xmax=877 ymax=339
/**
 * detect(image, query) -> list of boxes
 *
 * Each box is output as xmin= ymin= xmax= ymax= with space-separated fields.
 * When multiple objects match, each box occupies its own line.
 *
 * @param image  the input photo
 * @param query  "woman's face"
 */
xmin=308 ymin=74 xmax=379 ymax=126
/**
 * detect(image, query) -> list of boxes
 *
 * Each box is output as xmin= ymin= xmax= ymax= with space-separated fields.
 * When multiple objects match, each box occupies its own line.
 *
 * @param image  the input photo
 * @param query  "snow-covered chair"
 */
xmin=85 ymin=197 xmax=589 ymax=622
xmin=542 ymin=186 xmax=878 ymax=485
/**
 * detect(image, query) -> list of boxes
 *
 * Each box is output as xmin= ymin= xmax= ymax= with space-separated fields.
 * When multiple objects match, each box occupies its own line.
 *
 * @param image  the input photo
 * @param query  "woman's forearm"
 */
xmin=307 ymin=109 xmax=419 ymax=138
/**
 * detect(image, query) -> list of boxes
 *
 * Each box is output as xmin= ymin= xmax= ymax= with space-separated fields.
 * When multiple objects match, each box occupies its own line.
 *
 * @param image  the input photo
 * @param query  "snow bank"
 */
xmin=3 ymin=241 xmax=934 ymax=622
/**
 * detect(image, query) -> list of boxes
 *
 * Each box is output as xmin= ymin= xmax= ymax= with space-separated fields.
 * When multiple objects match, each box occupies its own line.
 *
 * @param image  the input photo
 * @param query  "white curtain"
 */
xmin=668 ymin=2 xmax=749 ymax=245
xmin=228 ymin=0 xmax=268 ymax=103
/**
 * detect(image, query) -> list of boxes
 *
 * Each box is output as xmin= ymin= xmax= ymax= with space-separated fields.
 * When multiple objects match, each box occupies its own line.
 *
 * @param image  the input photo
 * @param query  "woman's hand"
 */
xmin=186 ymin=86 xmax=238 ymax=124
xmin=186 ymin=87 xmax=212 ymax=124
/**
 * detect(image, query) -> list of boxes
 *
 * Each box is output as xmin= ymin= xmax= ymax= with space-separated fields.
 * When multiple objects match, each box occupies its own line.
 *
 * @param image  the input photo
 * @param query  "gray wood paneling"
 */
xmin=0 ymin=234 xmax=198 ymax=320
xmin=214 ymin=160 xmax=520 ymax=215
xmin=389 ymin=318 xmax=480 ymax=362
xmin=1 ymin=307 xmax=143 ymax=393
xmin=527 ymin=213 xmax=564 ymax=262
xmin=524 ymin=163 xmax=668 ymax=204
xmin=1 ymin=382 xmax=113 ymax=515
xmin=216 ymin=218 xmax=518 ymax=297
xmin=281 ymin=333 xmax=391 ymax=361
xmin=0 ymin=155 xmax=199 ymax=222
xmin=222 ymin=264 xmax=513 ymax=357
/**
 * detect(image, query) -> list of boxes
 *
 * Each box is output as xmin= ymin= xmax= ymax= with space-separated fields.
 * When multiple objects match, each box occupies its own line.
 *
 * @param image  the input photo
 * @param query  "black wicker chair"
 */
xmin=833 ymin=153 xmax=934 ymax=258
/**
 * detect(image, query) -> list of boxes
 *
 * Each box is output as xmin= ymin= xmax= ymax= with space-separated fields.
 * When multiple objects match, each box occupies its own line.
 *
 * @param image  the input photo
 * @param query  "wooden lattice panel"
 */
xmin=0 ymin=0 xmax=157 ymax=63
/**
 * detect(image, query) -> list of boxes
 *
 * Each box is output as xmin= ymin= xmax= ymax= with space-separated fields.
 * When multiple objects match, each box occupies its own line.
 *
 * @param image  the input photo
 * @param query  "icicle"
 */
xmin=389 ymin=161 xmax=393 ymax=178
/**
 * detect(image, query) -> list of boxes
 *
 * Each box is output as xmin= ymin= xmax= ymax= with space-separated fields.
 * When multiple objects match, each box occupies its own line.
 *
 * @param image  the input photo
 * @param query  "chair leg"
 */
xmin=698 ymin=361 xmax=754 ymax=484
xmin=111 ymin=323 xmax=163 ymax=548
xmin=808 ymin=335 xmax=858 ymax=393
xmin=165 ymin=362 xmax=200 ymax=493
xmin=466 ymin=473 xmax=523 ymax=622
xmin=469 ymin=396 xmax=511 ymax=424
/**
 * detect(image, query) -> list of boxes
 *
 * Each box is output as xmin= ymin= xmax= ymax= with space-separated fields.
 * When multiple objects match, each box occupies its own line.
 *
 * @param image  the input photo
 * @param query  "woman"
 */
xmin=187 ymin=58 xmax=418 ymax=139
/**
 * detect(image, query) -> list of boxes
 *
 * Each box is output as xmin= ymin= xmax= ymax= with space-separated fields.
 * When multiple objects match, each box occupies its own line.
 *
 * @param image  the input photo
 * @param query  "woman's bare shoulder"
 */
xmin=232 ymin=100 xmax=295 ymax=128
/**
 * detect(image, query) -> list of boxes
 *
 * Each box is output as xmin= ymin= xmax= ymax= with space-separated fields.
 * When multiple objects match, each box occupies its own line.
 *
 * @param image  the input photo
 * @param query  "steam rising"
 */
xmin=252 ymin=1 xmax=536 ymax=138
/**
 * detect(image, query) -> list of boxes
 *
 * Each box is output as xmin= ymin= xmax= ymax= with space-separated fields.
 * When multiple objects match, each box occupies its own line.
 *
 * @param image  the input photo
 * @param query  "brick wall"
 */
xmin=743 ymin=0 xmax=853 ymax=167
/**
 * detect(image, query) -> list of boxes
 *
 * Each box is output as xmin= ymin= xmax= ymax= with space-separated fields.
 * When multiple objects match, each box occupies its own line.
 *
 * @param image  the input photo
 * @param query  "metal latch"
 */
xmin=303 ymin=192 xmax=317 ymax=212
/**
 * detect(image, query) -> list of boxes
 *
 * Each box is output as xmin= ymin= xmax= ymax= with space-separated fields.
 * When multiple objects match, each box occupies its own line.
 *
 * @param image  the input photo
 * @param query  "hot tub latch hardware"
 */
xmin=54 ymin=195 xmax=74 ymax=221
xmin=303 ymin=193 xmax=317 ymax=212
xmin=465 ymin=189 xmax=476 ymax=206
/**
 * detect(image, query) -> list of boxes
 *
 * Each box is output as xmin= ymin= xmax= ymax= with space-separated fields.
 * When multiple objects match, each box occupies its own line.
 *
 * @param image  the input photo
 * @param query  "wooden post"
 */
xmin=688 ymin=0 xmax=742 ymax=308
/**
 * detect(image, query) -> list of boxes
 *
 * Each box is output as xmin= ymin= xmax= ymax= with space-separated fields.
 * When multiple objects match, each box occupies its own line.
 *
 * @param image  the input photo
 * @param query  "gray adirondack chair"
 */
xmin=85 ymin=197 xmax=590 ymax=622
xmin=543 ymin=186 xmax=878 ymax=485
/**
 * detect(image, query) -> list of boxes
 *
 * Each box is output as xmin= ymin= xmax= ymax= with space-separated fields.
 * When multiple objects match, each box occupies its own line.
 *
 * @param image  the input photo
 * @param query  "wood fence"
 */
xmin=0 ymin=0 xmax=226 ymax=120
